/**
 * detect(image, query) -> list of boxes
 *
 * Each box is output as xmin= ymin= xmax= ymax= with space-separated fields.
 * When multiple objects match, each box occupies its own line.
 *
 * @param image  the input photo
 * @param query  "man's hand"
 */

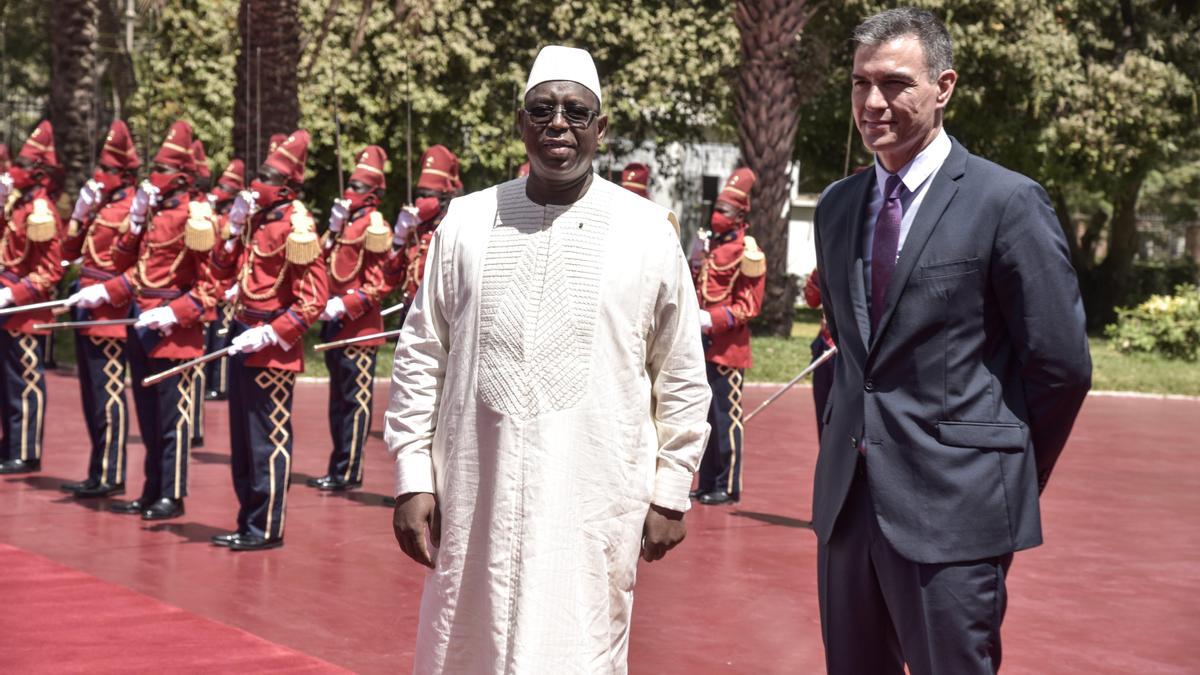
xmin=129 ymin=180 xmax=159 ymax=229
xmin=229 ymin=324 xmax=279 ymax=354
xmin=68 ymin=283 xmax=110 ymax=309
xmin=71 ymin=180 xmax=102 ymax=222
xmin=393 ymin=492 xmax=439 ymax=569
xmin=328 ymin=198 xmax=350 ymax=233
xmin=393 ymin=207 xmax=418 ymax=246
xmin=135 ymin=306 xmax=178 ymax=335
xmin=227 ymin=189 xmax=257 ymax=235
xmin=0 ymin=174 xmax=12 ymax=203
xmin=319 ymin=296 xmax=346 ymax=321
xmin=642 ymin=504 xmax=686 ymax=563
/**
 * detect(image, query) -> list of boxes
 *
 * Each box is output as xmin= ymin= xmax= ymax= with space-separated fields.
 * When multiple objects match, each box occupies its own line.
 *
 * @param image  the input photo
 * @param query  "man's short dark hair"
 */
xmin=851 ymin=7 xmax=953 ymax=80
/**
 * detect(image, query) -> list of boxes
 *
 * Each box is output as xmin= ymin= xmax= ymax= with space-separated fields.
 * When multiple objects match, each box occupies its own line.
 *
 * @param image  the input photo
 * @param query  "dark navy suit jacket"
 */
xmin=812 ymin=137 xmax=1092 ymax=564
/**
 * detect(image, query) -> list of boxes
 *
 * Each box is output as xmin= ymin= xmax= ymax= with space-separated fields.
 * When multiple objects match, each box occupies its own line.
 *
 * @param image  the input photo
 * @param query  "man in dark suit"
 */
xmin=811 ymin=8 xmax=1093 ymax=674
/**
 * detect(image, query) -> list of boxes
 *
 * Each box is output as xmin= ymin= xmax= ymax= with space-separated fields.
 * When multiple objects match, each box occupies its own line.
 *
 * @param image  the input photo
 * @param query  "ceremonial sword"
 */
xmin=743 ymin=346 xmax=838 ymax=424
xmin=0 ymin=298 xmax=74 ymax=316
xmin=380 ymin=302 xmax=407 ymax=317
xmin=314 ymin=328 xmax=404 ymax=353
xmin=142 ymin=345 xmax=238 ymax=388
xmin=32 ymin=318 xmax=138 ymax=331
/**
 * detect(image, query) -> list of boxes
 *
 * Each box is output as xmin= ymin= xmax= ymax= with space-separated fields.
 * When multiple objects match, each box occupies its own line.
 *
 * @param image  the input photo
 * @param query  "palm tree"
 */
xmin=49 ymin=0 xmax=100 ymax=197
xmin=733 ymin=0 xmax=816 ymax=337
xmin=234 ymin=0 xmax=300 ymax=168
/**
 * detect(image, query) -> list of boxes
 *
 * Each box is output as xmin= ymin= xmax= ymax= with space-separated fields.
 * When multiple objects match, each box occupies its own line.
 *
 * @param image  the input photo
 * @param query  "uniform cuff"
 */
xmin=394 ymin=452 xmax=435 ymax=497
xmin=651 ymin=461 xmax=695 ymax=513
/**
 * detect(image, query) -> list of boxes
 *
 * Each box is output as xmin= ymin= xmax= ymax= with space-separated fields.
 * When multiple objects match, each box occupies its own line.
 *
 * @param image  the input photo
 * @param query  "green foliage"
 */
xmin=1121 ymin=257 xmax=1200 ymax=308
xmin=1105 ymin=283 xmax=1200 ymax=361
xmin=123 ymin=1 xmax=238 ymax=170
xmin=0 ymin=0 xmax=53 ymax=147
xmin=293 ymin=0 xmax=738 ymax=216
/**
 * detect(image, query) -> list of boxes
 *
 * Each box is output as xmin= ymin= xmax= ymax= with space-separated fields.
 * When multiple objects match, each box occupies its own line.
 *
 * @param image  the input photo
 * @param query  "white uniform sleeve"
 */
xmin=384 ymin=219 xmax=451 ymax=497
xmin=645 ymin=217 xmax=712 ymax=512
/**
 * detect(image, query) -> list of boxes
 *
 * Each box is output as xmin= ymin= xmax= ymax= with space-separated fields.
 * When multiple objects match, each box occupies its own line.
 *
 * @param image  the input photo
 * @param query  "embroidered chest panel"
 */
xmin=476 ymin=189 xmax=610 ymax=419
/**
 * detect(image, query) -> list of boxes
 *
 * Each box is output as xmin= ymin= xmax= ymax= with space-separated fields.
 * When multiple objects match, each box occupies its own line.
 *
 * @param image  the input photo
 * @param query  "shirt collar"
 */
xmin=874 ymin=128 xmax=952 ymax=198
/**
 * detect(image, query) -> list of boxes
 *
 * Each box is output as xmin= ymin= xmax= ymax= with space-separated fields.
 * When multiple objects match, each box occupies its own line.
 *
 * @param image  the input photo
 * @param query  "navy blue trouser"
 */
xmin=698 ymin=360 xmax=745 ymax=499
xmin=322 ymin=328 xmax=376 ymax=483
xmin=227 ymin=323 xmax=296 ymax=540
xmin=75 ymin=332 xmax=129 ymax=486
xmin=125 ymin=327 xmax=193 ymax=502
xmin=0 ymin=330 xmax=46 ymax=463
xmin=818 ymin=461 xmax=1012 ymax=674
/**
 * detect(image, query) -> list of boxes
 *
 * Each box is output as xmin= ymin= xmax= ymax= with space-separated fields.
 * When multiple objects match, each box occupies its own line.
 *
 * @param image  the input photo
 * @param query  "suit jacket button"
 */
xmin=864 ymin=379 xmax=875 ymax=392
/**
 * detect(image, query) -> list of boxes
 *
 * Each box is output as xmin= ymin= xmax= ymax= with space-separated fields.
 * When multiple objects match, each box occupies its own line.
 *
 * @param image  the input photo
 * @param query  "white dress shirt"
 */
xmin=863 ymin=128 xmax=952 ymax=291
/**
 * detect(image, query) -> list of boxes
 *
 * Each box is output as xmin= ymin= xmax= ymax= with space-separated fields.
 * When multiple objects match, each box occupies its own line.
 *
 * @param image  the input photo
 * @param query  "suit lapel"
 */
xmin=867 ymin=140 xmax=968 ymax=359
xmin=840 ymin=170 xmax=873 ymax=356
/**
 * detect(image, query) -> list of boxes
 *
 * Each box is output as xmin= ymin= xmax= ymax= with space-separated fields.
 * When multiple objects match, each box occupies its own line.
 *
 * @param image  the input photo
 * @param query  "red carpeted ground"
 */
xmin=1 ymin=371 xmax=1197 ymax=673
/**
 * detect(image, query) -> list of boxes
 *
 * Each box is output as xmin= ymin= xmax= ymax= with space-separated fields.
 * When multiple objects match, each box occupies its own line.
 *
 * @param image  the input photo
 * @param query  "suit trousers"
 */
xmin=74 ymin=333 xmax=129 ymax=486
xmin=698 ymin=361 xmax=745 ymax=498
xmin=126 ymin=330 xmax=194 ymax=502
xmin=818 ymin=460 xmax=1012 ymax=675
xmin=323 ymin=339 xmax=376 ymax=483
xmin=0 ymin=330 xmax=46 ymax=463
xmin=227 ymin=335 xmax=296 ymax=541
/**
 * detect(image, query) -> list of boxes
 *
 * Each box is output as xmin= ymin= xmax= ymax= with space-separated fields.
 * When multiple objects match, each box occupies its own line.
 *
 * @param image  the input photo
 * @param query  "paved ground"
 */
xmin=1 ymin=372 xmax=1196 ymax=673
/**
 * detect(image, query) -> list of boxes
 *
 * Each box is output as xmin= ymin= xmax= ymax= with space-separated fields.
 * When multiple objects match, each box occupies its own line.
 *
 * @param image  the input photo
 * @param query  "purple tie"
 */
xmin=870 ymin=174 xmax=905 ymax=332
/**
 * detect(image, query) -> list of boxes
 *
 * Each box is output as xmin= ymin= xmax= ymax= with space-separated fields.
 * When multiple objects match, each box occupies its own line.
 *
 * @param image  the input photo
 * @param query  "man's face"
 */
xmin=255 ymin=164 xmax=287 ymax=186
xmin=851 ymin=35 xmax=955 ymax=170
xmin=519 ymin=81 xmax=607 ymax=185
xmin=347 ymin=179 xmax=372 ymax=194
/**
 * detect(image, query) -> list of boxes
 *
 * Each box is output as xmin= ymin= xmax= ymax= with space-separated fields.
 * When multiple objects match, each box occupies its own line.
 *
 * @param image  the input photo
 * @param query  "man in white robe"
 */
xmin=385 ymin=45 xmax=712 ymax=674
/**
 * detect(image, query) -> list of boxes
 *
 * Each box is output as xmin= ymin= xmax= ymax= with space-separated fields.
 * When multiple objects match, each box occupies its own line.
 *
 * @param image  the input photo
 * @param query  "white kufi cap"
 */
xmin=523 ymin=45 xmax=602 ymax=106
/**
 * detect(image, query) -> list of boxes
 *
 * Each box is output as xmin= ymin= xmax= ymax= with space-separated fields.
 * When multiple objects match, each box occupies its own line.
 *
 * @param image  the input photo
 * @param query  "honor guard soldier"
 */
xmin=59 ymin=120 xmax=141 ymax=496
xmin=98 ymin=120 xmax=219 ymax=520
xmin=384 ymin=145 xmax=460 ymax=310
xmin=202 ymin=159 xmax=245 ymax=401
xmin=210 ymin=130 xmax=328 ymax=551
xmin=188 ymin=139 xmax=212 ymax=447
xmin=307 ymin=145 xmax=394 ymax=492
xmin=0 ymin=121 xmax=67 ymax=474
xmin=620 ymin=162 xmax=650 ymax=199
xmin=692 ymin=168 xmax=766 ymax=505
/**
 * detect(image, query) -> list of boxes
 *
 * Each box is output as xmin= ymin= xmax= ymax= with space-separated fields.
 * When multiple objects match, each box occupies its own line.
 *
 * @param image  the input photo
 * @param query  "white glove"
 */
xmin=230 ymin=324 xmax=279 ymax=354
xmin=0 ymin=174 xmax=12 ymax=202
xmin=328 ymin=198 xmax=350 ymax=233
xmin=135 ymin=306 xmax=178 ymax=334
xmin=0 ymin=287 xmax=12 ymax=309
xmin=320 ymin=296 xmax=346 ymax=321
xmin=393 ymin=206 xmax=418 ymax=245
xmin=699 ymin=310 xmax=713 ymax=334
xmin=71 ymin=179 xmax=103 ymax=222
xmin=224 ymin=283 xmax=239 ymax=302
xmin=688 ymin=231 xmax=707 ymax=266
xmin=129 ymin=181 xmax=159 ymax=228
xmin=68 ymin=284 xmax=110 ymax=309
xmin=227 ymin=190 xmax=257 ymax=236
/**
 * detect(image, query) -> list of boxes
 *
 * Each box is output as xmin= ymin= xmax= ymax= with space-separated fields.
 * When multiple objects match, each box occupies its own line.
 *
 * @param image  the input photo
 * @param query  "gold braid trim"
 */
xmin=329 ymin=242 xmax=364 ymax=284
xmin=364 ymin=211 xmax=391 ymax=253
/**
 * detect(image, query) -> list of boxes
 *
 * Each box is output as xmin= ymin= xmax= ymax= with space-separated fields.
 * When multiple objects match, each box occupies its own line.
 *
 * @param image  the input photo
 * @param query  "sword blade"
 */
xmin=32 ymin=318 xmax=138 ymax=331
xmin=744 ymin=346 xmax=838 ymax=424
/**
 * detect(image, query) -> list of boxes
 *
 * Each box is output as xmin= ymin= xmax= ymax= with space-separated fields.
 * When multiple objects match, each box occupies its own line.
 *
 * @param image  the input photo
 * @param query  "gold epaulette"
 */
xmin=364 ymin=210 xmax=391 ymax=253
xmin=185 ymin=200 xmax=216 ymax=252
xmin=667 ymin=211 xmax=680 ymax=237
xmin=741 ymin=235 xmax=766 ymax=278
xmin=26 ymin=199 xmax=57 ymax=242
xmin=286 ymin=200 xmax=320 ymax=264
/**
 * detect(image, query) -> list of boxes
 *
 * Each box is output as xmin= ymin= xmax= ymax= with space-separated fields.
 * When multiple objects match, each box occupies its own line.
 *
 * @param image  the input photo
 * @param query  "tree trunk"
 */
xmin=234 ymin=0 xmax=301 ymax=171
xmin=49 ymin=0 xmax=100 ymax=198
xmin=1092 ymin=174 xmax=1146 ymax=329
xmin=733 ymin=0 xmax=814 ymax=337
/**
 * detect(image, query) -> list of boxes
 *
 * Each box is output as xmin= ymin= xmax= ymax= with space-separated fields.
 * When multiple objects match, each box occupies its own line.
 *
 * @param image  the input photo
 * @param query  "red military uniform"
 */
xmin=620 ymin=162 xmax=651 ymax=199
xmin=324 ymin=146 xmax=394 ymax=344
xmin=385 ymin=144 xmax=460 ymax=303
xmin=310 ymin=145 xmax=394 ymax=491
xmin=210 ymin=130 xmax=328 ymax=549
xmin=201 ymin=159 xmax=246 ymax=402
xmin=0 ymin=121 xmax=66 ymax=473
xmin=103 ymin=120 xmax=218 ymax=519
xmin=693 ymin=167 xmax=765 ymax=505
xmin=59 ymin=120 xmax=142 ymax=495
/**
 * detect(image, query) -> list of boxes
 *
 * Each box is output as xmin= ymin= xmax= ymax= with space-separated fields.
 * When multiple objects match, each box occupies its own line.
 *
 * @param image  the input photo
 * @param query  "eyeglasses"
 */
xmin=523 ymin=103 xmax=599 ymax=129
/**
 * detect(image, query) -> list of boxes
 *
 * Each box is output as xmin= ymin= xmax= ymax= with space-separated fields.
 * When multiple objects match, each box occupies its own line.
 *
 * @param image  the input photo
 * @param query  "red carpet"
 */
xmin=1 ymin=371 xmax=1197 ymax=672
xmin=0 ymin=543 xmax=347 ymax=673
